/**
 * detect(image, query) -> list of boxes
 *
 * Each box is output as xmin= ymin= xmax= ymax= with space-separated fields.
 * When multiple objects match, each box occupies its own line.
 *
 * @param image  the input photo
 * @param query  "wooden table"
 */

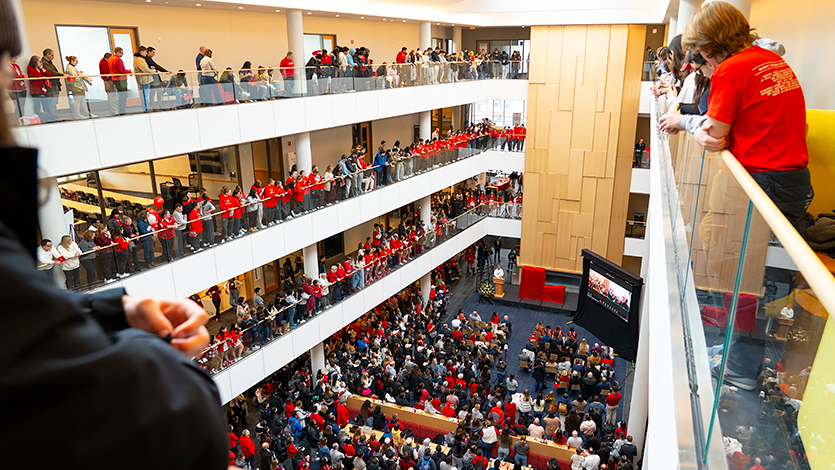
xmin=60 ymin=198 xmax=103 ymax=215
xmin=345 ymin=396 xmax=575 ymax=465
xmin=61 ymin=182 xmax=154 ymax=206
xmin=344 ymin=426 xmax=533 ymax=470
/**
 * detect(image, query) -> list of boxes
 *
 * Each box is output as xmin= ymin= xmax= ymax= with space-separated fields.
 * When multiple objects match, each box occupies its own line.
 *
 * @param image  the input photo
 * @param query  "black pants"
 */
xmin=212 ymin=298 xmax=221 ymax=317
xmin=100 ymin=250 xmax=116 ymax=280
xmin=115 ymin=250 xmax=128 ymax=275
xmin=751 ymin=167 xmax=814 ymax=233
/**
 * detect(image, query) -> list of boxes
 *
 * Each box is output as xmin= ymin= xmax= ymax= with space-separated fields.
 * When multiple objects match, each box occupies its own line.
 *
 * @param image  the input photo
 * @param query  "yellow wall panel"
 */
xmin=542 ymin=233 xmax=558 ymax=269
xmin=528 ymin=27 xmax=550 ymax=84
xmin=574 ymin=212 xmax=595 ymax=238
xmin=538 ymin=174 xmax=556 ymax=222
xmin=584 ymin=26 xmax=612 ymax=84
xmin=593 ymin=112 xmax=612 ymax=153
xmin=566 ymin=150 xmax=585 ymax=200
xmin=603 ymin=26 xmax=629 ymax=113
xmin=571 ymin=84 xmax=598 ymax=150
xmin=583 ymin=151 xmax=608 ymax=178
xmin=605 ymin=112 xmax=622 ymax=178
xmin=548 ymin=111 xmax=573 ymax=174
xmin=555 ymin=210 xmax=574 ymax=258
xmin=554 ymin=174 xmax=569 ymax=200
xmin=562 ymin=26 xmax=588 ymax=58
xmin=580 ymin=177 xmax=597 ymax=213
xmin=558 ymin=55 xmax=577 ymax=111
xmin=562 ymin=200 xmax=580 ymax=213
xmin=569 ymin=236 xmax=579 ymax=260
xmin=551 ymin=198 xmax=562 ymax=223
xmin=544 ymin=27 xmax=565 ymax=84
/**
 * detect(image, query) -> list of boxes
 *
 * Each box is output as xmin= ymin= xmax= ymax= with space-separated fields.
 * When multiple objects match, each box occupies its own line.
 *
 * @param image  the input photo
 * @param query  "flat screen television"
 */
xmin=574 ymin=249 xmax=644 ymax=361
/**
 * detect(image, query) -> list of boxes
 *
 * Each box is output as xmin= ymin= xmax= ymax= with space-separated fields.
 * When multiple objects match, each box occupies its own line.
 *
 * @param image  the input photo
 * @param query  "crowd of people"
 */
xmin=217 ymin=275 xmax=633 ymax=470
xmin=47 ymin=120 xmax=524 ymax=289
xmin=10 ymin=42 xmax=526 ymax=121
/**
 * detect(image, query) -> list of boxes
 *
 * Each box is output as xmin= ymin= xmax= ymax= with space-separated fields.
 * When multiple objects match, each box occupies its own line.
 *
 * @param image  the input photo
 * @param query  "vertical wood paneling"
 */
xmin=520 ymin=25 xmax=644 ymax=273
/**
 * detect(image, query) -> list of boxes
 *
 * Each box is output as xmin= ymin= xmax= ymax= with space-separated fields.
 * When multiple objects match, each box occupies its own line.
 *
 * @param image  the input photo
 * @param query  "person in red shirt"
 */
xmin=218 ymin=186 xmax=233 ymax=241
xmin=336 ymin=401 xmax=349 ymax=426
xmin=515 ymin=124 xmax=526 ymax=152
xmin=157 ymin=210 xmax=176 ymax=262
xmin=442 ymin=400 xmax=456 ymax=418
xmin=284 ymin=397 xmax=295 ymax=419
xmin=186 ymin=205 xmax=203 ymax=252
xmin=293 ymin=174 xmax=306 ymax=216
xmin=263 ymin=178 xmax=279 ymax=225
xmin=280 ymin=51 xmax=295 ymax=97
xmin=605 ymin=390 xmax=622 ymax=424
xmin=232 ymin=188 xmax=245 ymax=236
xmin=206 ymin=285 xmax=222 ymax=321
xmin=683 ymin=1 xmax=812 ymax=230
xmin=106 ymin=47 xmax=131 ymax=115
xmin=239 ymin=429 xmax=256 ymax=469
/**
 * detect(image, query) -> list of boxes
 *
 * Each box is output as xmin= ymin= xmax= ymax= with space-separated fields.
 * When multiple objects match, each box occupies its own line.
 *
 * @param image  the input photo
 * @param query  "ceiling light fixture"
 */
xmin=402 ymin=19 xmax=406 ymax=22
xmin=276 ymin=9 xmax=280 ymax=12
xmin=360 ymin=16 xmax=364 ymax=19
xmin=238 ymin=6 xmax=243 ymax=9
xmin=437 ymin=23 xmax=440 ymax=25
xmin=335 ymin=14 xmax=339 ymax=17
xmin=146 ymin=0 xmax=151 ymax=2
xmin=307 ymin=11 xmax=312 ymax=14
xmin=383 ymin=18 xmax=386 ymax=21
xmin=195 ymin=2 xmax=200 ymax=5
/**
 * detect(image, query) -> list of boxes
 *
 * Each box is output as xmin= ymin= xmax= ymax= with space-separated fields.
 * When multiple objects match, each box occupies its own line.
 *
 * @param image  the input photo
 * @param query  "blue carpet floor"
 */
xmin=448 ymin=293 xmax=631 ymax=424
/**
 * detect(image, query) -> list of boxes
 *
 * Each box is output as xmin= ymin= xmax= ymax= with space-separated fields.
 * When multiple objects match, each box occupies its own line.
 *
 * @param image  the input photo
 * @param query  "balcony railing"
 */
xmin=11 ymin=61 xmax=528 ymax=126
xmin=54 ymin=138 xmax=523 ymax=293
xmin=648 ymin=96 xmax=834 ymax=470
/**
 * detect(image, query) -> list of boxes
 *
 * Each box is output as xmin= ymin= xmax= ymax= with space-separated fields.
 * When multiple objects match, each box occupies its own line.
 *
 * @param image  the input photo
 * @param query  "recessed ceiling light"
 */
xmin=437 ymin=23 xmax=440 ymax=25
xmin=275 ymin=9 xmax=280 ymax=12
xmin=360 ymin=16 xmax=364 ymax=19
xmin=383 ymin=18 xmax=386 ymax=21
xmin=195 ymin=2 xmax=200 ymax=5
xmin=307 ymin=11 xmax=312 ymax=14
xmin=146 ymin=0 xmax=151 ymax=3
xmin=402 ymin=19 xmax=406 ymax=22
xmin=238 ymin=6 xmax=243 ymax=9
xmin=335 ymin=14 xmax=339 ymax=17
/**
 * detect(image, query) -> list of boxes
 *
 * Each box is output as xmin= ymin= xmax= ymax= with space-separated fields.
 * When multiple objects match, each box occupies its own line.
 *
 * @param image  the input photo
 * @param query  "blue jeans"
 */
xmin=515 ymin=456 xmax=527 ymax=467
xmin=287 ymin=306 xmax=296 ymax=328
xmin=139 ymin=83 xmax=151 ymax=111
xmin=351 ymin=272 xmax=360 ymax=290
xmin=284 ymin=76 xmax=294 ymax=97
xmin=481 ymin=442 xmax=493 ymax=459
xmin=496 ymin=448 xmax=510 ymax=461
xmin=358 ymin=268 xmax=365 ymax=287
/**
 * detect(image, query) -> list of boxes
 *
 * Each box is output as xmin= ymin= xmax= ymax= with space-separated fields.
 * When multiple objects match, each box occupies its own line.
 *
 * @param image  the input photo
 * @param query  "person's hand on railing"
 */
xmin=694 ymin=122 xmax=728 ymax=153
xmin=659 ymin=112 xmax=684 ymax=135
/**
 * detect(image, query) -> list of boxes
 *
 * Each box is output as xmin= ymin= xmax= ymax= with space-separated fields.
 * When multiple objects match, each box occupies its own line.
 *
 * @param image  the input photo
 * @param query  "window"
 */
xmin=471 ymin=100 xmax=527 ymax=128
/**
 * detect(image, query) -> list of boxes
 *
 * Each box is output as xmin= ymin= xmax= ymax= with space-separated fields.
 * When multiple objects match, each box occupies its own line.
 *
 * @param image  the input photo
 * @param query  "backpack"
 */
xmin=421 ymin=458 xmax=433 ymax=470
xmin=558 ymin=402 xmax=568 ymax=416
xmin=433 ymin=433 xmax=445 ymax=445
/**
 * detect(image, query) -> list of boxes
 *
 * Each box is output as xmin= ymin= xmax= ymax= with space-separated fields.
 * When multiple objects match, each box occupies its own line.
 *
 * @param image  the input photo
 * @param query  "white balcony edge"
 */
xmin=213 ymin=216 xmax=522 ymax=404
xmin=91 ymin=150 xmax=524 ymax=301
xmin=18 ymin=80 xmax=529 ymax=178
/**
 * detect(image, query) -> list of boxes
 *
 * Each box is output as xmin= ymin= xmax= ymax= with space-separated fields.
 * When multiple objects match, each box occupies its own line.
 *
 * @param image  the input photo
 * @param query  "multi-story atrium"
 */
xmin=2 ymin=0 xmax=833 ymax=469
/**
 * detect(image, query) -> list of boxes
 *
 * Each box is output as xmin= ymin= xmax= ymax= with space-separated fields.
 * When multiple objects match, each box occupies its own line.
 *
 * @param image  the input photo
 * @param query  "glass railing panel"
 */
xmin=195 ymin=201 xmax=520 ymax=375
xmin=9 ymin=61 xmax=528 ymax=127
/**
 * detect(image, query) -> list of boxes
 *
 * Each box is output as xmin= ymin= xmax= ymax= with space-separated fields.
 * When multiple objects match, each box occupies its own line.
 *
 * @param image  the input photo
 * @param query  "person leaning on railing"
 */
xmin=682 ymin=1 xmax=813 ymax=232
xmin=0 ymin=0 xmax=227 ymax=465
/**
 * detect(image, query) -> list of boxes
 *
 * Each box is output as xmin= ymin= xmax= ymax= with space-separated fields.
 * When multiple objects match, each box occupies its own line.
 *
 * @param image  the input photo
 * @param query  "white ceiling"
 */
xmin=91 ymin=0 xmax=672 ymax=26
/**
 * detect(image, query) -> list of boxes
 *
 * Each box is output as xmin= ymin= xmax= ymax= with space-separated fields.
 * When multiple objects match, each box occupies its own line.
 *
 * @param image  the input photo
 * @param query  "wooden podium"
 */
xmin=775 ymin=318 xmax=794 ymax=341
xmin=494 ymin=277 xmax=505 ymax=298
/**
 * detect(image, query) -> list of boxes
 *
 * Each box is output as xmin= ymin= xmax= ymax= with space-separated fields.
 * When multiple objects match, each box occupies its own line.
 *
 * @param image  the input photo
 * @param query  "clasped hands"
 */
xmin=122 ymin=296 xmax=210 ymax=358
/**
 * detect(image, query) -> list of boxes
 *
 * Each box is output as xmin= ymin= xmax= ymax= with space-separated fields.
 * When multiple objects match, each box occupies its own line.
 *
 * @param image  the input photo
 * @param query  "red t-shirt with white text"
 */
xmin=707 ymin=46 xmax=808 ymax=173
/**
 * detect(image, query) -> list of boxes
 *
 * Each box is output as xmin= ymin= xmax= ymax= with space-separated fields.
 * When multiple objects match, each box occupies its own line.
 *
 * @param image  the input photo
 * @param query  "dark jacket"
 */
xmin=0 ymin=145 xmax=228 ymax=469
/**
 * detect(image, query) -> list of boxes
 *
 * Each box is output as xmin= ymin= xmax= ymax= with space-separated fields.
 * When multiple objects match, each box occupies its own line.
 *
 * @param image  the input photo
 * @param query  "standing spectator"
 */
xmin=55 ymin=235 xmax=83 ymax=289
xmin=137 ymin=211 xmax=155 ymax=268
xmin=145 ymin=47 xmax=169 ymax=110
xmin=618 ymin=436 xmax=637 ymax=463
xmin=78 ymin=229 xmax=98 ymax=285
xmin=36 ymin=238 xmax=60 ymax=282
xmin=683 ymin=0 xmax=813 ymax=230
xmin=172 ymin=203 xmax=187 ymax=257
xmin=26 ymin=55 xmax=51 ymax=118
xmin=158 ymin=210 xmax=176 ymax=262
xmin=199 ymin=192 xmax=216 ymax=246
xmin=121 ymin=216 xmax=139 ymax=273
xmin=200 ymin=49 xmax=221 ymax=105
xmin=280 ymin=51 xmax=295 ymax=97
xmin=605 ymin=388 xmax=621 ymax=424
xmin=195 ymin=45 xmax=206 ymax=84
xmin=107 ymin=47 xmax=131 ymax=115
xmin=65 ymin=55 xmax=92 ymax=119
xmin=99 ymin=52 xmax=118 ymax=116
xmin=240 ymin=429 xmax=256 ymax=470
xmin=40 ymin=48 xmax=63 ymax=116
xmin=246 ymin=188 xmax=262 ymax=232
xmin=582 ymin=448 xmax=600 ymax=470
xmin=8 ymin=56 xmax=26 ymax=118
xmin=133 ymin=46 xmax=153 ymax=112
xmin=186 ymin=205 xmax=203 ymax=252
xmin=206 ymin=285 xmax=222 ymax=321
xmin=94 ymin=227 xmax=117 ymax=282
xmin=512 ymin=435 xmax=529 ymax=467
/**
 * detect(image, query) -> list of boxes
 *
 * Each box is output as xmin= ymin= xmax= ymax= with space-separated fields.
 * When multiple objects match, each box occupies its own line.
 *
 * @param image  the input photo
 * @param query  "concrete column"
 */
xmin=452 ymin=106 xmax=461 ymax=133
xmin=286 ymin=9 xmax=306 ymax=96
xmin=295 ymin=132 xmax=312 ymax=174
xmin=668 ymin=17 xmax=678 ymax=43
xmin=420 ymin=195 xmax=431 ymax=229
xmin=419 ymin=111 xmax=432 ymax=142
xmin=724 ymin=0 xmax=752 ymax=19
xmin=310 ymin=342 xmax=325 ymax=378
xmin=676 ymin=0 xmax=702 ymax=36
xmin=420 ymin=21 xmax=432 ymax=52
xmin=452 ymin=26 xmax=462 ymax=54
xmin=303 ymin=243 xmax=319 ymax=279
xmin=421 ymin=273 xmax=432 ymax=306
xmin=39 ymin=177 xmax=69 ymax=288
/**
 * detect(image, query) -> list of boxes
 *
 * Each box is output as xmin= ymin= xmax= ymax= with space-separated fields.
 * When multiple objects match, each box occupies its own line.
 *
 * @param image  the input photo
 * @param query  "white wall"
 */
xmin=344 ymin=219 xmax=380 ymax=254
xmin=24 ymin=79 xmax=529 ymax=178
xmin=373 ymin=115 xmax=419 ymax=149
xmin=309 ymin=125 xmax=354 ymax=171
xmin=749 ymin=0 xmax=835 ymax=110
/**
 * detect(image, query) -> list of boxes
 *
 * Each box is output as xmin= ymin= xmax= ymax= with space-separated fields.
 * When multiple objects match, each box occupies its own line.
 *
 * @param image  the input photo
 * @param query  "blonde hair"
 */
xmin=65 ymin=55 xmax=77 ymax=64
xmin=682 ymin=1 xmax=757 ymax=59
xmin=60 ymin=235 xmax=73 ymax=248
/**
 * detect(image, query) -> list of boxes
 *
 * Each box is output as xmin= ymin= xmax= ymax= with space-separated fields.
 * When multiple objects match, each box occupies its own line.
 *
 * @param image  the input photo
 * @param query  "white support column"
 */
xmin=420 ymin=21 xmax=432 ymax=52
xmin=39 ymin=177 xmax=69 ymax=288
xmin=452 ymin=26 xmax=462 ymax=54
xmin=676 ymin=0 xmax=702 ymax=36
xmin=286 ymin=9 xmax=306 ymax=96
xmin=724 ymin=0 xmax=752 ymax=18
xmin=421 ymin=273 xmax=432 ymax=306
xmin=420 ymin=111 xmax=431 ymax=142
xmin=303 ymin=243 xmax=319 ymax=280
xmin=310 ymin=342 xmax=325 ymax=378
xmin=452 ymin=106 xmax=461 ymax=133
xmin=668 ymin=17 xmax=677 ymax=43
xmin=295 ymin=132 xmax=312 ymax=174
xmin=420 ymin=195 xmax=431 ymax=229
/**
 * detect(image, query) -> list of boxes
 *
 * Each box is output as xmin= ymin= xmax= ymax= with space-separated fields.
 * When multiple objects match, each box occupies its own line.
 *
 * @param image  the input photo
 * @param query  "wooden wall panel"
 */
xmin=519 ymin=25 xmax=646 ymax=274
